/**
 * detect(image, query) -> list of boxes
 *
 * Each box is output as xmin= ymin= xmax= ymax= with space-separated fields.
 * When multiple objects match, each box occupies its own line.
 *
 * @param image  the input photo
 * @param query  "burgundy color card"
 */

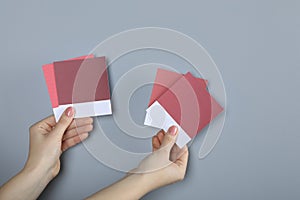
xmin=43 ymin=55 xmax=112 ymax=121
xmin=148 ymin=69 xmax=208 ymax=106
xmin=144 ymin=69 xmax=223 ymax=148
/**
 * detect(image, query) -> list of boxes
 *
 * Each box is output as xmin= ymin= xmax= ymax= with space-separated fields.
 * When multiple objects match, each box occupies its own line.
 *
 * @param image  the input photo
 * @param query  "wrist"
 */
xmin=123 ymin=173 xmax=153 ymax=197
xmin=22 ymin=162 xmax=53 ymax=185
xmin=128 ymin=171 xmax=163 ymax=194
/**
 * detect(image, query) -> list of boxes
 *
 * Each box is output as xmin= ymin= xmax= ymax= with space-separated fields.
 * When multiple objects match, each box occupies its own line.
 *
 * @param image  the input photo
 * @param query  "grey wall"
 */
xmin=0 ymin=0 xmax=299 ymax=199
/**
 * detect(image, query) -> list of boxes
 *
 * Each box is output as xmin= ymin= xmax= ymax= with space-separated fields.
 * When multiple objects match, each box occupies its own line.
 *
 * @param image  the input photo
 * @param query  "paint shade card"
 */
xmin=148 ymin=69 xmax=208 ymax=107
xmin=144 ymin=101 xmax=191 ymax=148
xmin=42 ymin=55 xmax=94 ymax=108
xmin=144 ymin=69 xmax=223 ymax=148
xmin=148 ymin=69 xmax=183 ymax=107
xmin=42 ymin=55 xmax=112 ymax=121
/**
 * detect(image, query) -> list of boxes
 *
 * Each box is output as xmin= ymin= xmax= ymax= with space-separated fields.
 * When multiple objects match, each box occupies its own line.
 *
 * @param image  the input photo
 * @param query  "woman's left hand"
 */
xmin=25 ymin=107 xmax=93 ymax=180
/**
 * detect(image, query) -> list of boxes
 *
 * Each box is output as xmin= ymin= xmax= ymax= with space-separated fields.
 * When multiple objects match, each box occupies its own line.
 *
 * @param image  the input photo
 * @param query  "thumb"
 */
xmin=52 ymin=107 xmax=75 ymax=138
xmin=160 ymin=126 xmax=178 ymax=152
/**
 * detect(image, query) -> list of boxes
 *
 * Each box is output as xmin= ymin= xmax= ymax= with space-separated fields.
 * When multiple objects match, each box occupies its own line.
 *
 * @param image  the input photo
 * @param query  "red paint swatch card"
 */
xmin=43 ymin=55 xmax=112 ymax=121
xmin=148 ymin=69 xmax=208 ymax=107
xmin=144 ymin=69 xmax=223 ymax=148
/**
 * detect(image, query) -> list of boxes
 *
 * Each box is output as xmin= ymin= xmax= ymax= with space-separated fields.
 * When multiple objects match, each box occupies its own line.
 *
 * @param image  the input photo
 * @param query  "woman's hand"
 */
xmin=0 ymin=107 xmax=94 ymax=200
xmin=87 ymin=126 xmax=189 ymax=200
xmin=133 ymin=126 xmax=189 ymax=190
xmin=25 ymin=107 xmax=93 ymax=179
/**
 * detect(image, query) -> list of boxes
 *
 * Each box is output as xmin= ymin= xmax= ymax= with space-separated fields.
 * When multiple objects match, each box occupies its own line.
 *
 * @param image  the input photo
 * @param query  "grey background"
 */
xmin=0 ymin=0 xmax=299 ymax=199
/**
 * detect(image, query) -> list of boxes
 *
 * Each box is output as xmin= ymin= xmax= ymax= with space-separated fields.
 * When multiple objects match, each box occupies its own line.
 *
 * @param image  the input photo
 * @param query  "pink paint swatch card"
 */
xmin=144 ymin=69 xmax=223 ymax=148
xmin=43 ymin=55 xmax=112 ymax=121
xmin=148 ymin=69 xmax=208 ymax=107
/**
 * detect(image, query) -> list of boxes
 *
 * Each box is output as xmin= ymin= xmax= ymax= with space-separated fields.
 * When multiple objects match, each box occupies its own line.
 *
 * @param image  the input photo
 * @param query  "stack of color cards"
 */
xmin=144 ymin=69 xmax=223 ymax=148
xmin=42 ymin=55 xmax=112 ymax=121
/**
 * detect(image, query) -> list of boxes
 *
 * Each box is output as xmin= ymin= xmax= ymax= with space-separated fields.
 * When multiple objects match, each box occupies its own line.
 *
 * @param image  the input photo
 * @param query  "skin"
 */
xmin=0 ymin=107 xmax=189 ymax=200
xmin=0 ymin=107 xmax=93 ymax=200
xmin=86 ymin=127 xmax=189 ymax=200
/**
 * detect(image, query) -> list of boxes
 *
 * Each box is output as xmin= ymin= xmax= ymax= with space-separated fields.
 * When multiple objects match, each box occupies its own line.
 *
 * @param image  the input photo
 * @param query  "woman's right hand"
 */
xmin=132 ymin=126 xmax=189 ymax=190
xmin=86 ymin=126 xmax=189 ymax=200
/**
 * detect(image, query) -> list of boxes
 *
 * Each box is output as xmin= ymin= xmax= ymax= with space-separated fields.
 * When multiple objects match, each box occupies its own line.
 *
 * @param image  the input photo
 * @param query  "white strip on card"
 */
xmin=53 ymin=99 xmax=112 ymax=122
xmin=144 ymin=101 xmax=191 ymax=148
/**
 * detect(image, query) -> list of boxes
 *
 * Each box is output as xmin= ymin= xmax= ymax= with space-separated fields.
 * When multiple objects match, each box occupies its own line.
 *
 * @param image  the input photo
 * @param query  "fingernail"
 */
xmin=65 ymin=107 xmax=74 ymax=117
xmin=168 ymin=126 xmax=178 ymax=135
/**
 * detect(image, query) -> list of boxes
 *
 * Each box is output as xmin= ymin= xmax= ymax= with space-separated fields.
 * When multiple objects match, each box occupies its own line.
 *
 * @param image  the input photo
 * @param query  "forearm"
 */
xmin=86 ymin=173 xmax=156 ymax=200
xmin=0 ymin=165 xmax=52 ymax=200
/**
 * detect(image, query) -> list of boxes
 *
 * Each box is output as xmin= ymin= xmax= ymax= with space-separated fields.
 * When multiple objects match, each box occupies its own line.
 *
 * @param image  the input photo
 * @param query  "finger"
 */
xmin=63 ymin=124 xmax=93 ymax=141
xmin=62 ymin=133 xmax=89 ymax=152
xmin=52 ymin=107 xmax=75 ymax=139
xmin=160 ymin=126 xmax=178 ymax=153
xmin=174 ymin=146 xmax=189 ymax=169
xmin=68 ymin=117 xmax=93 ymax=130
xmin=170 ymin=144 xmax=181 ymax=162
xmin=152 ymin=129 xmax=165 ymax=151
xmin=31 ymin=115 xmax=56 ymax=134
xmin=156 ymin=129 xmax=165 ymax=144
xmin=152 ymin=136 xmax=161 ymax=151
xmin=40 ymin=115 xmax=56 ymax=128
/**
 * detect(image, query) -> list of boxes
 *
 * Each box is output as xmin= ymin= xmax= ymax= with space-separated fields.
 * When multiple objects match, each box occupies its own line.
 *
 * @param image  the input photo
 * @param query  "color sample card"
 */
xmin=144 ymin=69 xmax=223 ymax=148
xmin=148 ymin=69 xmax=208 ymax=107
xmin=42 ymin=55 xmax=112 ymax=121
